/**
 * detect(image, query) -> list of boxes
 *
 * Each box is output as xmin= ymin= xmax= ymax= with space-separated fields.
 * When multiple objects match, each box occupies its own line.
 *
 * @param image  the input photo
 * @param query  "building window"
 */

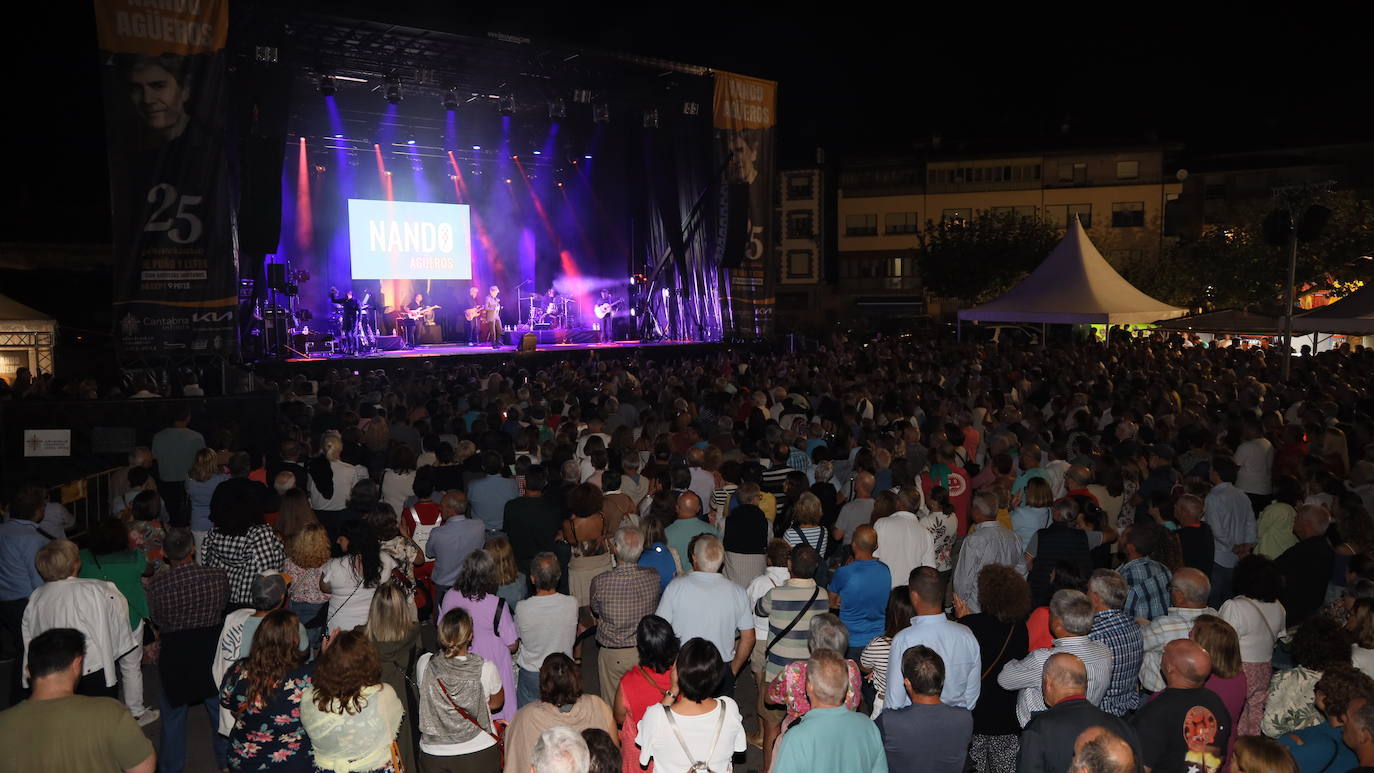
xmin=787 ymin=250 xmax=813 ymax=278
xmin=990 ymin=206 xmax=1039 ymax=220
xmin=786 ymin=175 xmax=813 ymax=200
xmin=844 ymin=214 xmax=877 ymax=236
xmin=1111 ymin=201 xmax=1145 ymax=227
xmin=942 ymin=208 xmax=973 ymax=223
xmin=1116 ymin=160 xmax=1140 ymax=180
xmin=786 ymin=210 xmax=814 ymax=239
xmin=885 ymin=212 xmax=919 ymax=234
xmin=1015 ymin=205 xmax=1037 ymax=219
xmin=1058 ymin=162 xmax=1088 ymax=185
xmin=1046 ymin=204 xmax=1092 ymax=228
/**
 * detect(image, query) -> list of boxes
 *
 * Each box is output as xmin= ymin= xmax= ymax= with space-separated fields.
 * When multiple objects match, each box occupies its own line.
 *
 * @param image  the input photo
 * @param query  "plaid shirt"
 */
xmin=1119 ymin=557 xmax=1171 ymax=621
xmin=146 ymin=563 xmax=229 ymax=632
xmin=589 ymin=563 xmax=661 ymax=648
xmin=202 ymin=525 xmax=285 ymax=606
xmin=1090 ymin=609 xmax=1145 ymax=715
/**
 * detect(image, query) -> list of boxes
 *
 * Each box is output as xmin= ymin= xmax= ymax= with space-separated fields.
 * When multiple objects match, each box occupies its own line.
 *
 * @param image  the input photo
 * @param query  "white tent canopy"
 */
xmin=957 ymin=217 xmax=1187 ymax=325
xmin=1292 ymin=284 xmax=1374 ymax=334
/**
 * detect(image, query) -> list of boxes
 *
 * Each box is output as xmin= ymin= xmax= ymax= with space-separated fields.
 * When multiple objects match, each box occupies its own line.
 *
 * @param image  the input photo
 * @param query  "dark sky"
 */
xmin=4 ymin=2 xmax=1367 ymax=246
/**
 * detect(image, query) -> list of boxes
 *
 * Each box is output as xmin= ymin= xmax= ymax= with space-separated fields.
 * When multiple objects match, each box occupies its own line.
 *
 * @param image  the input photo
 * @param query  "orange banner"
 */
xmin=94 ymin=0 xmax=227 ymax=57
xmin=713 ymin=72 xmax=777 ymax=131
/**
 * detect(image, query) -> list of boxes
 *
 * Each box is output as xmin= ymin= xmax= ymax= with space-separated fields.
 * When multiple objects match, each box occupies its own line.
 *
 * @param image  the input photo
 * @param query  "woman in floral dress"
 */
xmin=219 ymin=609 xmax=313 ymax=771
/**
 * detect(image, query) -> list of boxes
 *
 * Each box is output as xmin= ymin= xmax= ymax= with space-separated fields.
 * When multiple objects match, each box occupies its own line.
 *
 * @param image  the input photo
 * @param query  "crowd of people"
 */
xmin=3 ymin=331 xmax=1374 ymax=773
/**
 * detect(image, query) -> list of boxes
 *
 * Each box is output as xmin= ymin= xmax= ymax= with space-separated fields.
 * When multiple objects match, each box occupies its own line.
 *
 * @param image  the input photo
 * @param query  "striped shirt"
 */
xmin=997 ymin=635 xmax=1115 ymax=727
xmin=755 ymin=578 xmax=828 ymax=680
xmin=783 ymin=525 xmax=829 ymax=555
xmin=1090 ymin=609 xmax=1145 ymax=715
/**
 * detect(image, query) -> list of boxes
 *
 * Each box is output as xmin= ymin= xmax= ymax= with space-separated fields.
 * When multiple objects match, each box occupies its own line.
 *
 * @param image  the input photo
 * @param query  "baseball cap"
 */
xmin=250 ymin=572 xmax=290 ymax=611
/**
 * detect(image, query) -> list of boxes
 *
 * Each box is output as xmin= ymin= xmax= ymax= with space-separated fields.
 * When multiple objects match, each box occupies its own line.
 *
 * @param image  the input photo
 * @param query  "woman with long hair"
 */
xmin=1234 ymin=736 xmax=1300 ymax=773
xmin=438 ymin=550 xmax=519 ymax=723
xmin=301 ymin=630 xmax=403 ymax=773
xmin=564 ymin=482 xmax=612 ymax=608
xmin=636 ymin=504 xmax=681 ymax=594
xmin=186 ymin=446 xmax=227 ymax=553
xmin=308 ymin=433 xmax=367 ymax=534
xmin=365 ymin=582 xmax=421 ymax=773
xmin=284 ymin=522 xmax=332 ymax=653
xmin=1190 ymin=614 xmax=1247 ymax=769
xmin=504 ymin=653 xmax=617 ymax=773
xmin=274 ymin=488 xmax=320 ymax=543
xmin=635 ymin=638 xmax=746 ymax=773
xmin=612 ymin=615 xmax=679 ymax=773
xmin=218 ymin=609 xmax=313 ymax=771
xmin=320 ymin=519 xmax=395 ymax=634
xmin=368 ymin=505 xmax=424 ymax=591
xmin=859 ymin=585 xmax=917 ymax=717
xmin=486 ymin=535 xmax=527 ymax=611
xmin=955 ymin=564 xmax=1032 ymax=773
xmin=1010 ymin=477 xmax=1054 ymax=550
xmin=416 ymin=608 xmax=506 ymax=773
xmin=204 ymin=499 xmax=285 ymax=609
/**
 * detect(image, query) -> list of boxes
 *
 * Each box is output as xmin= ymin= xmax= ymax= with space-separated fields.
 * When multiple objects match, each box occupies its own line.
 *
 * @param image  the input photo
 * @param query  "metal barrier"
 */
xmin=47 ymin=467 xmax=124 ymax=539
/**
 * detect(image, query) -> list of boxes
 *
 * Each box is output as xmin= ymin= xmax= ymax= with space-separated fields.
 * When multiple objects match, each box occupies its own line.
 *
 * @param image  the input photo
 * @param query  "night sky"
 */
xmin=4 ymin=2 xmax=1367 ymax=247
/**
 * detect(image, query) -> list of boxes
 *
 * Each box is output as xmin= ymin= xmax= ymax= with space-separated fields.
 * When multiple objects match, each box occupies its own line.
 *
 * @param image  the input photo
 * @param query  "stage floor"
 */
xmin=282 ymin=338 xmax=703 ymax=363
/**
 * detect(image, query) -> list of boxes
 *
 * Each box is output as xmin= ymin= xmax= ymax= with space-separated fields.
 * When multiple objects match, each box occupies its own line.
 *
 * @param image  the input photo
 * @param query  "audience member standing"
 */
xmin=1117 ymin=521 xmax=1173 ymax=622
xmin=514 ymin=553 xmax=579 ymax=707
xmin=1086 ymin=570 xmax=1144 ymax=717
xmin=885 ymin=567 xmax=981 ymax=711
xmin=875 ymin=645 xmax=973 ymax=773
xmin=1276 ymin=504 xmax=1337 ymax=625
xmin=439 ymin=549 xmax=519 ymax=722
xmin=1017 ymin=653 xmax=1140 ymax=773
xmin=467 ymin=451 xmax=520 ymax=532
xmin=152 ymin=407 xmax=206 ymax=525
xmin=954 ymin=565 xmax=1031 ymax=773
xmin=829 ymin=525 xmax=891 ymax=659
xmin=656 ymin=534 xmax=754 ymax=697
xmin=1130 ymin=639 xmax=1233 ymax=773
xmin=873 ymin=491 xmax=936 ymax=589
xmin=998 ymin=589 xmax=1114 ymax=727
xmin=772 ymin=650 xmax=888 ymax=773
xmin=184 ymin=447 xmax=226 ymax=554
xmin=1139 ymin=567 xmax=1217 ymax=693
xmin=952 ymin=491 xmax=1026 ymax=613
xmin=589 ymin=526 xmax=660 ymax=701
xmin=0 ymin=486 xmax=48 ymax=695
xmin=1205 ymin=457 xmax=1257 ymax=607
xmin=430 ymin=491 xmax=487 ymax=601
xmin=1218 ymin=554 xmax=1286 ymax=735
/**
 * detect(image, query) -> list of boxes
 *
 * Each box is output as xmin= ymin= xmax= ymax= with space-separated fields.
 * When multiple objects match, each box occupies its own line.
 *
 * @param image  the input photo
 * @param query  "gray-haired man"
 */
xmin=589 ymin=526 xmax=662 ymax=700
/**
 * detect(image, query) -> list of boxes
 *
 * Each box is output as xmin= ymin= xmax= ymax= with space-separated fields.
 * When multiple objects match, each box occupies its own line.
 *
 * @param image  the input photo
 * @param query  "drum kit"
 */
xmin=524 ymin=293 xmax=576 ymax=329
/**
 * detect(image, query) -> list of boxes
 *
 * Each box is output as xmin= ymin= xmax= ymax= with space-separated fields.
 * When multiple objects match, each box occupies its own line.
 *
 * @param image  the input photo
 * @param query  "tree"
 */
xmin=915 ymin=211 xmax=1062 ymax=302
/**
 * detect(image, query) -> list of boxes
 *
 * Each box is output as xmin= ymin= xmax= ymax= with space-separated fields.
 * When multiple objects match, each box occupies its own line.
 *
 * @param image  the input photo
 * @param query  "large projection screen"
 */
xmin=347 ymin=198 xmax=473 ymax=280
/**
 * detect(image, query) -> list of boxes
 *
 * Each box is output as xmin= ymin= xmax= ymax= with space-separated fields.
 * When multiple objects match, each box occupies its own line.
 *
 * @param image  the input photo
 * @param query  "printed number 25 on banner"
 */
xmin=144 ymin=183 xmax=204 ymax=244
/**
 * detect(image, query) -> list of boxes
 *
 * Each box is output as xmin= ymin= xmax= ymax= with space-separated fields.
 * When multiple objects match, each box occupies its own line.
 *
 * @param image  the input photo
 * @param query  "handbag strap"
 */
xmin=638 ymin=666 xmax=671 ymax=699
xmin=1241 ymin=597 xmax=1282 ymax=640
xmin=493 ymin=597 xmax=507 ymax=637
xmin=981 ymin=624 xmax=1017 ymax=681
xmin=436 ymin=678 xmax=500 ymax=744
xmin=766 ymin=585 xmax=822 ymax=657
xmin=664 ymin=702 xmax=726 ymax=770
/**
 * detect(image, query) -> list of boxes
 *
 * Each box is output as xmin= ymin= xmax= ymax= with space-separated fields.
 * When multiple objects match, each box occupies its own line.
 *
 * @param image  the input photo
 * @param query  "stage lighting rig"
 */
xmin=384 ymin=76 xmax=403 ymax=104
xmin=593 ymin=103 xmax=609 ymax=123
xmin=498 ymin=92 xmax=516 ymax=115
xmin=682 ymin=101 xmax=699 ymax=115
xmin=573 ymin=89 xmax=593 ymax=104
xmin=643 ymin=108 xmax=660 ymax=129
xmin=318 ymin=75 xmax=337 ymax=96
xmin=442 ymin=89 xmax=459 ymax=111
xmin=549 ymin=98 xmax=566 ymax=119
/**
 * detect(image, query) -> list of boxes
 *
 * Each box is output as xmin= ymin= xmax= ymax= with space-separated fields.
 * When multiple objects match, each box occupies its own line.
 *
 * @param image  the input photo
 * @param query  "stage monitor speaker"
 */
xmin=266 ymin=264 xmax=287 ymax=290
xmin=721 ymin=182 xmax=750 ymax=269
xmin=376 ymin=335 xmax=404 ymax=351
xmin=519 ymin=333 xmax=538 ymax=352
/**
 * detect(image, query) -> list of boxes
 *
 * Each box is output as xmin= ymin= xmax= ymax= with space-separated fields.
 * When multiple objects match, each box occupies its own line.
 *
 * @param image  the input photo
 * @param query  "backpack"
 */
xmin=664 ymin=702 xmax=727 ymax=773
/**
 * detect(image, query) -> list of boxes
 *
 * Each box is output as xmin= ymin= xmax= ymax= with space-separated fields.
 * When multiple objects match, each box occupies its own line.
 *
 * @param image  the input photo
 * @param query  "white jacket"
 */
xmin=22 ymin=577 xmax=136 ymax=687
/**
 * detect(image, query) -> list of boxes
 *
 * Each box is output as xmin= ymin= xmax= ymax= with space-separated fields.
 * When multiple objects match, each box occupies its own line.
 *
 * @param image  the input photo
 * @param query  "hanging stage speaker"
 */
xmin=721 ymin=182 xmax=750 ymax=269
xmin=266 ymin=263 xmax=288 ymax=290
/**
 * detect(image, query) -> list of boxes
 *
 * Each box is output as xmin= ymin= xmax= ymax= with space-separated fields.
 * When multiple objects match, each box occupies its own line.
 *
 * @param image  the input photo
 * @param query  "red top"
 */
xmin=618 ymin=666 xmax=671 ymax=773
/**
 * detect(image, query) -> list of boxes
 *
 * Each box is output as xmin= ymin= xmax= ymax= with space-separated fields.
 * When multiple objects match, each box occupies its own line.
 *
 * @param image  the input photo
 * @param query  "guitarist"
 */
xmin=484 ymin=285 xmax=503 ymax=348
xmin=464 ymin=285 xmax=483 ymax=345
xmin=404 ymin=292 xmax=440 ymax=347
xmin=594 ymin=288 xmax=620 ymax=342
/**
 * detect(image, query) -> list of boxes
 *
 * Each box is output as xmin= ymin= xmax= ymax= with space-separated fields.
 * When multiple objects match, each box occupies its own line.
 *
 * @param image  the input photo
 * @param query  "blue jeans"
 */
xmin=158 ymin=692 xmax=227 ymax=773
xmin=290 ymin=600 xmax=328 ymax=653
xmin=517 ymin=667 xmax=541 ymax=708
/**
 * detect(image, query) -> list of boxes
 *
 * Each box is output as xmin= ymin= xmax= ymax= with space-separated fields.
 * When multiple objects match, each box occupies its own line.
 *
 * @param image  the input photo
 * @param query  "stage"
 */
xmin=278 ymin=338 xmax=713 ymax=366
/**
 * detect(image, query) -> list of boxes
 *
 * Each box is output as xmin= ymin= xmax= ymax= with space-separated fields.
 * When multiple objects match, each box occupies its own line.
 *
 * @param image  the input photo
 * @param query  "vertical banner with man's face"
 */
xmin=94 ymin=0 xmax=238 ymax=359
xmin=714 ymin=71 xmax=777 ymax=335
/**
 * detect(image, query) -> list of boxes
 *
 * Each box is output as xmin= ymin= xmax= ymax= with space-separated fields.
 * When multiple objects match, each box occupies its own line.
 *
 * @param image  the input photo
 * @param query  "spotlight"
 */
xmin=498 ymin=93 xmax=516 ymax=115
xmin=573 ymin=89 xmax=592 ymax=104
xmin=593 ymin=103 xmax=609 ymax=123
xmin=384 ymin=76 xmax=402 ymax=104
xmin=442 ymin=89 xmax=459 ymax=111
xmin=333 ymin=134 xmax=343 ymax=138
xmin=472 ymin=145 xmax=481 ymax=150
xmin=643 ymin=109 xmax=659 ymax=129
xmin=682 ymin=101 xmax=699 ymax=116
xmin=407 ymin=139 xmax=416 ymax=145
xmin=318 ymin=75 xmax=337 ymax=96
xmin=548 ymin=98 xmax=566 ymax=119
xmin=533 ymin=150 xmax=541 ymax=155
xmin=505 ymin=178 xmax=512 ymax=184
xmin=584 ymin=154 xmax=593 ymax=159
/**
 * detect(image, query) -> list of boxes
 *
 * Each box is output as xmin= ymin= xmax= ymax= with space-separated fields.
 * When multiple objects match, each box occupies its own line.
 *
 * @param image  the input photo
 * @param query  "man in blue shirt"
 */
xmin=0 ymin=486 xmax=49 ymax=679
xmin=1205 ymin=457 xmax=1256 ymax=608
xmin=884 ymin=567 xmax=982 ymax=711
xmin=426 ymin=492 xmax=487 ymax=600
xmin=828 ymin=525 xmax=890 ymax=659
xmin=774 ymin=649 xmax=888 ymax=773
xmin=465 ymin=450 xmax=519 ymax=532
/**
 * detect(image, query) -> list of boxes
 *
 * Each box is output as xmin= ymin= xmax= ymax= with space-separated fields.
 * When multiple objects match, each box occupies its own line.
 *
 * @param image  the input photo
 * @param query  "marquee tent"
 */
xmin=1292 ymin=284 xmax=1374 ymax=334
xmin=0 ymin=293 xmax=56 ymax=382
xmin=957 ymin=216 xmax=1187 ymax=325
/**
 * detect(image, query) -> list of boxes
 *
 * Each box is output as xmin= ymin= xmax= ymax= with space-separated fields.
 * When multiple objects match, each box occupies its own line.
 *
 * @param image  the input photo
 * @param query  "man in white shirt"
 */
xmin=687 ymin=447 xmax=716 ymax=516
xmin=997 ymin=589 xmax=1115 ymax=727
xmin=873 ymin=490 xmax=936 ymax=589
xmin=953 ymin=491 xmax=1027 ymax=612
xmin=656 ymin=534 xmax=754 ymax=697
xmin=514 ymin=553 xmax=580 ymax=707
xmin=1138 ymin=567 xmax=1217 ymax=692
xmin=1234 ymin=417 xmax=1275 ymax=513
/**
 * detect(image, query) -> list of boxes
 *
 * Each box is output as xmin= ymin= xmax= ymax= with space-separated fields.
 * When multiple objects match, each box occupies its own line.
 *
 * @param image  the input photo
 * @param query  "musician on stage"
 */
xmin=595 ymin=288 xmax=618 ymax=342
xmin=485 ymin=285 xmax=503 ymax=349
xmin=541 ymin=286 xmax=561 ymax=328
xmin=328 ymin=287 xmax=360 ymax=354
xmin=465 ymin=285 xmax=483 ymax=345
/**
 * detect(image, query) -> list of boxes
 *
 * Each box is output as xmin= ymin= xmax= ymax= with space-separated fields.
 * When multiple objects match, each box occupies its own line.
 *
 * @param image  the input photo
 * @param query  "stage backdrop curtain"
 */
xmin=628 ymin=75 xmax=724 ymax=343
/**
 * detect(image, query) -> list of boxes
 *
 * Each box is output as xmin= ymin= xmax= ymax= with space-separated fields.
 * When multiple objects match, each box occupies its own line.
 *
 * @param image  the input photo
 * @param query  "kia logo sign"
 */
xmin=192 ymin=311 xmax=233 ymax=323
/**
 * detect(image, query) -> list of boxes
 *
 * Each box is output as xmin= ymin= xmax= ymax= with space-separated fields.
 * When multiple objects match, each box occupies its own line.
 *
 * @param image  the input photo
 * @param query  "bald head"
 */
xmin=675 ymin=491 xmax=702 ymax=519
xmin=852 ymin=525 xmax=877 ymax=557
xmin=1296 ymin=504 xmax=1332 ymax=540
xmin=440 ymin=491 xmax=466 ymax=519
xmin=1043 ymin=652 xmax=1088 ymax=707
xmin=1071 ymin=727 xmax=1136 ymax=773
xmin=1065 ymin=465 xmax=1092 ymax=490
xmin=1162 ymin=638 xmax=1212 ymax=688
xmin=854 ymin=471 xmax=875 ymax=498
xmin=1170 ymin=567 xmax=1211 ymax=609
xmin=1020 ymin=443 xmax=1042 ymax=469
